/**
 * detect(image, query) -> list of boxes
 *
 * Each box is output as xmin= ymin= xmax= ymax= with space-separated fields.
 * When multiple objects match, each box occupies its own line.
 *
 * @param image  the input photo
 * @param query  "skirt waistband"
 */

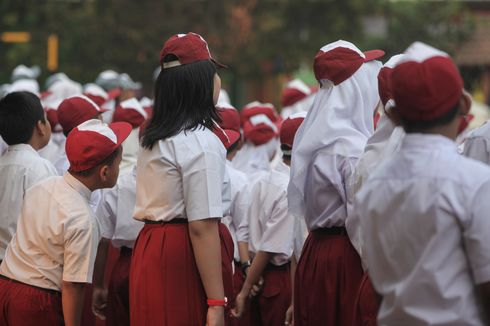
xmin=144 ymin=218 xmax=188 ymax=225
xmin=312 ymin=227 xmax=347 ymax=236
xmin=0 ymin=274 xmax=61 ymax=295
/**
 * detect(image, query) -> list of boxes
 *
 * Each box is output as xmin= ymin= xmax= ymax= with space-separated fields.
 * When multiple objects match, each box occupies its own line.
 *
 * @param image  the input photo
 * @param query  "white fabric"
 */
xmin=0 ymin=144 xmax=57 ymax=259
xmin=96 ymin=168 xmax=143 ymax=248
xmin=120 ymin=98 xmax=148 ymax=119
xmin=286 ymin=79 xmax=311 ymax=96
xmin=0 ymin=137 xmax=8 ymax=156
xmin=280 ymin=92 xmax=316 ymax=119
xmin=38 ymin=137 xmax=64 ymax=163
xmin=231 ymin=138 xmax=278 ymax=180
xmin=288 ymin=59 xmax=382 ymax=228
xmin=11 ymin=65 xmax=40 ymax=81
xmin=47 ymin=79 xmax=82 ymax=101
xmin=84 ymin=83 xmax=109 ymax=99
xmin=0 ymin=173 xmax=100 ymax=291
xmin=399 ymin=41 xmax=448 ymax=64
xmin=7 ymin=79 xmax=40 ymax=96
xmin=293 ymin=216 xmax=308 ymax=262
xmin=248 ymin=162 xmax=295 ymax=266
xmin=217 ymin=89 xmax=231 ymax=106
xmin=356 ymin=134 xmax=490 ymax=325
xmin=221 ymin=162 xmax=250 ymax=261
xmin=77 ymin=119 xmax=117 ymax=144
xmin=139 ymin=97 xmax=153 ymax=108
xmin=462 ymin=120 xmax=490 ymax=165
xmin=120 ymin=128 xmax=140 ymax=174
xmin=134 ymin=127 xmax=226 ymax=222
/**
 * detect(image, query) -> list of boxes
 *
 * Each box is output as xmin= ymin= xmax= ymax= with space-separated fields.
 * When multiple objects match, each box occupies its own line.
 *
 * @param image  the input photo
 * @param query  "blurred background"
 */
xmin=1 ymin=0 xmax=489 ymax=112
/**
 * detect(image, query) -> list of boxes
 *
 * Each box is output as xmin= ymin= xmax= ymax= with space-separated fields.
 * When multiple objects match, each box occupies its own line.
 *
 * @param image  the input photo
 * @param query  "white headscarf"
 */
xmin=288 ymin=55 xmax=382 ymax=217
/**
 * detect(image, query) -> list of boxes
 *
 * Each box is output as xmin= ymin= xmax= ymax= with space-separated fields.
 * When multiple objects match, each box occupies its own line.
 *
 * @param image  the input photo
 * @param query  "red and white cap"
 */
xmin=160 ymin=32 xmax=226 ymax=69
xmin=243 ymin=113 xmax=278 ymax=146
xmin=44 ymin=107 xmax=59 ymax=133
xmin=213 ymin=123 xmax=241 ymax=150
xmin=217 ymin=104 xmax=241 ymax=133
xmin=66 ymin=119 xmax=132 ymax=172
xmin=112 ymin=98 xmax=148 ymax=128
xmin=58 ymin=95 xmax=108 ymax=134
xmin=392 ymin=42 xmax=463 ymax=121
xmin=280 ymin=112 xmax=307 ymax=151
xmin=83 ymin=83 xmax=119 ymax=107
xmin=281 ymin=79 xmax=311 ymax=108
xmin=240 ymin=101 xmax=279 ymax=125
xmin=314 ymin=40 xmax=384 ymax=86
xmin=377 ymin=54 xmax=404 ymax=110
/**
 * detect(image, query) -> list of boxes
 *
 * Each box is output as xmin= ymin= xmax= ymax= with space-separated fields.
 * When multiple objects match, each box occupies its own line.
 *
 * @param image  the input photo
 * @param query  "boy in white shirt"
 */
xmin=0 ymin=119 xmax=131 ymax=326
xmin=0 ymin=91 xmax=57 ymax=262
xmin=356 ymin=42 xmax=490 ymax=325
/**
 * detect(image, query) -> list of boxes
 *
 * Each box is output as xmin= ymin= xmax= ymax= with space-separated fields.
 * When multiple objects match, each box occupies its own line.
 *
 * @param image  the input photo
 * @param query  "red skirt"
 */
xmin=294 ymin=229 xmax=363 ymax=326
xmin=129 ymin=221 xmax=234 ymax=326
xmin=229 ymin=262 xmax=252 ymax=326
xmin=0 ymin=276 xmax=64 ymax=326
xmin=106 ymin=247 xmax=132 ymax=326
xmin=250 ymin=263 xmax=291 ymax=326
xmin=352 ymin=272 xmax=381 ymax=326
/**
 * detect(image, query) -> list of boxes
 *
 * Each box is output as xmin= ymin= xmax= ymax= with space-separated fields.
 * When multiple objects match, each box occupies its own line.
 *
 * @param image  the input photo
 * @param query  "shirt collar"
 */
xmin=401 ymin=133 xmax=457 ymax=153
xmin=63 ymin=172 xmax=92 ymax=201
xmin=7 ymin=143 xmax=39 ymax=156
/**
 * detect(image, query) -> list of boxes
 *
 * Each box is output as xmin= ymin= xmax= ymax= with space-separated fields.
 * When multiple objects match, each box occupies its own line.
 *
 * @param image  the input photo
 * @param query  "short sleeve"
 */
xmin=25 ymin=160 xmax=57 ymax=191
xmin=63 ymin=217 xmax=99 ymax=283
xmin=95 ymin=189 xmax=117 ymax=240
xmin=463 ymin=137 xmax=490 ymax=165
xmin=181 ymin=146 xmax=226 ymax=221
xmin=235 ymin=183 xmax=252 ymax=242
xmin=464 ymin=179 xmax=490 ymax=284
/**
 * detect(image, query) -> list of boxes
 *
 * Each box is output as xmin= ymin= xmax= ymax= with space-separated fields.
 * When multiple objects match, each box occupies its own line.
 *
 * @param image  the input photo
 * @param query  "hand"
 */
xmin=231 ymin=291 xmax=247 ymax=318
xmin=250 ymin=277 xmax=264 ymax=297
xmin=206 ymin=306 xmax=225 ymax=326
xmin=92 ymin=286 xmax=108 ymax=320
xmin=285 ymin=304 xmax=294 ymax=325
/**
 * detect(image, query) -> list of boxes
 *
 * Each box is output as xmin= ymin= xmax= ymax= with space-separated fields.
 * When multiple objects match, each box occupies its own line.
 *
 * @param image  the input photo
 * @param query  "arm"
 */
xmin=188 ymin=218 xmax=225 ymax=326
xmin=477 ymin=281 xmax=490 ymax=323
xmin=238 ymin=241 xmax=250 ymax=265
xmin=62 ymin=281 xmax=86 ymax=326
xmin=285 ymin=255 xmax=297 ymax=325
xmin=92 ymin=238 xmax=110 ymax=319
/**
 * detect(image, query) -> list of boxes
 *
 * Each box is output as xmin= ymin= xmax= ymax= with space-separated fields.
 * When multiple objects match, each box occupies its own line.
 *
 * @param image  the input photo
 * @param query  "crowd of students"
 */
xmin=0 ymin=31 xmax=490 ymax=326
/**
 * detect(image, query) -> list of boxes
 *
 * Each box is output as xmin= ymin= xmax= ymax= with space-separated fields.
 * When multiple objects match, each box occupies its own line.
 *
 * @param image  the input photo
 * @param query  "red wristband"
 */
xmin=207 ymin=297 xmax=228 ymax=307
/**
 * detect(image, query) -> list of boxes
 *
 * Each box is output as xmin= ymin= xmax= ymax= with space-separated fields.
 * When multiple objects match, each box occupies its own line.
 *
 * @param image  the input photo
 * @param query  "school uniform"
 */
xmin=247 ymin=161 xmax=294 ymax=326
xmin=0 ymin=144 xmax=57 ymax=261
xmin=0 ymin=173 xmax=100 ymax=325
xmin=130 ymin=127 xmax=234 ymax=326
xmin=288 ymin=41 xmax=383 ymax=326
xmin=462 ymin=120 xmax=490 ymax=164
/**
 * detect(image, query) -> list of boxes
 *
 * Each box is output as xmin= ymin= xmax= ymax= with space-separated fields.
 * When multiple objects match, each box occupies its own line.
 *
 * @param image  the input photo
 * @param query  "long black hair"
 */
xmin=141 ymin=54 xmax=221 ymax=149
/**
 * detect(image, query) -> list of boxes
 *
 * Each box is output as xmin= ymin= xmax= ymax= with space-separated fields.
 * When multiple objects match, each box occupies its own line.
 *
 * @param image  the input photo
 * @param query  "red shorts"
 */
xmin=294 ymin=229 xmax=363 ymax=326
xmin=0 ymin=275 xmax=64 ymax=326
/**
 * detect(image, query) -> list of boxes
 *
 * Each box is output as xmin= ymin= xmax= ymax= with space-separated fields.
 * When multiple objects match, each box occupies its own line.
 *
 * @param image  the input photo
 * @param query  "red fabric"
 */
xmin=392 ymin=56 xmax=463 ymax=121
xmin=280 ymin=115 xmax=305 ymax=147
xmin=0 ymin=276 xmax=64 ymax=326
xmin=240 ymin=106 xmax=278 ymax=125
xmin=377 ymin=66 xmax=394 ymax=107
xmin=294 ymin=231 xmax=363 ymax=326
xmin=213 ymin=125 xmax=241 ymax=149
xmin=250 ymin=264 xmax=291 ymax=326
xmin=57 ymin=96 xmax=107 ymax=134
xmin=95 ymin=244 xmax=120 ymax=326
xmin=81 ymin=284 xmax=95 ymax=326
xmin=352 ymin=272 xmax=381 ymax=326
xmin=217 ymin=107 xmax=241 ymax=133
xmin=242 ymin=120 xmax=277 ymax=146
xmin=130 ymin=222 xmax=234 ymax=326
xmin=230 ymin=262 xmax=252 ymax=326
xmin=112 ymin=106 xmax=146 ymax=128
xmin=281 ymin=88 xmax=308 ymax=108
xmin=314 ymin=47 xmax=365 ymax=85
xmin=106 ymin=248 xmax=131 ymax=326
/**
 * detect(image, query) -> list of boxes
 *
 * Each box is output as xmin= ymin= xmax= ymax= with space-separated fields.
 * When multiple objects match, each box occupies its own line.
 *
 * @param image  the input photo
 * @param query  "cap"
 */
xmin=83 ymin=83 xmax=111 ymax=106
xmin=112 ymin=98 xmax=148 ymax=128
xmin=66 ymin=119 xmax=132 ymax=172
xmin=44 ymin=107 xmax=59 ymax=133
xmin=392 ymin=42 xmax=463 ymax=121
xmin=139 ymin=97 xmax=154 ymax=119
xmin=243 ymin=114 xmax=278 ymax=146
xmin=160 ymin=32 xmax=226 ymax=69
xmin=217 ymin=104 xmax=241 ymax=133
xmin=314 ymin=40 xmax=385 ymax=85
xmin=240 ymin=101 xmax=279 ymax=126
xmin=281 ymin=79 xmax=311 ymax=108
xmin=377 ymin=54 xmax=404 ymax=109
xmin=280 ymin=112 xmax=307 ymax=149
xmin=57 ymin=95 xmax=108 ymax=134
xmin=95 ymin=70 xmax=120 ymax=91
xmin=213 ymin=123 xmax=241 ymax=149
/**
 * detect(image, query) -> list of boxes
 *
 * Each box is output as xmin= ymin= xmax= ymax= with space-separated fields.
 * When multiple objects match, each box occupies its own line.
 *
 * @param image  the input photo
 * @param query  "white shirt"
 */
xmin=248 ymin=162 xmax=295 ymax=266
xmin=463 ymin=120 xmax=490 ymax=165
xmin=134 ymin=127 xmax=226 ymax=222
xmin=0 ymin=174 xmax=100 ymax=291
xmin=0 ymin=144 xmax=57 ymax=259
xmin=120 ymin=128 xmax=140 ymax=174
xmin=38 ymin=132 xmax=66 ymax=164
xmin=0 ymin=137 xmax=7 ymax=156
xmin=96 ymin=168 xmax=144 ymax=248
xmin=222 ymin=161 xmax=250 ymax=261
xmin=356 ymin=134 xmax=490 ymax=325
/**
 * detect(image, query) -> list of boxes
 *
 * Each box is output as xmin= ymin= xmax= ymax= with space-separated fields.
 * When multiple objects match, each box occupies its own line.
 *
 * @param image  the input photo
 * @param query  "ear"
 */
xmin=460 ymin=90 xmax=472 ymax=116
xmin=99 ymin=165 xmax=110 ymax=182
xmin=35 ymin=120 xmax=47 ymax=137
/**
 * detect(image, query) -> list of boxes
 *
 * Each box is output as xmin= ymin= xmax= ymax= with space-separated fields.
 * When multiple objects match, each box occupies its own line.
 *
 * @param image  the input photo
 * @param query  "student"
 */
xmin=280 ymin=79 xmax=312 ymax=119
xmin=356 ymin=42 xmax=490 ymax=325
xmin=130 ymin=32 xmax=232 ymax=326
xmin=0 ymin=118 xmax=131 ymax=326
xmin=0 ymin=91 xmax=57 ymax=263
xmin=232 ymin=113 xmax=305 ymax=325
xmin=288 ymin=40 xmax=384 ymax=326
xmin=462 ymin=117 xmax=490 ymax=164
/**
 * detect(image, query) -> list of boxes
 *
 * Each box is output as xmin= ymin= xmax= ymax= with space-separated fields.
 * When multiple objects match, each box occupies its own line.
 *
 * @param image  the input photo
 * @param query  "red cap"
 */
xmin=280 ymin=112 xmax=306 ymax=148
xmin=392 ymin=42 xmax=463 ymax=121
xmin=160 ymin=32 xmax=226 ymax=69
xmin=57 ymin=95 xmax=108 ymax=134
xmin=217 ymin=104 xmax=241 ymax=133
xmin=458 ymin=113 xmax=474 ymax=134
xmin=240 ymin=101 xmax=279 ymax=126
xmin=83 ymin=83 xmax=118 ymax=107
xmin=243 ymin=114 xmax=278 ymax=146
xmin=66 ymin=119 xmax=132 ymax=172
xmin=213 ymin=124 xmax=241 ymax=149
xmin=377 ymin=54 xmax=404 ymax=108
xmin=314 ymin=40 xmax=384 ymax=85
xmin=44 ymin=107 xmax=59 ymax=133
xmin=281 ymin=79 xmax=311 ymax=108
xmin=112 ymin=98 xmax=148 ymax=128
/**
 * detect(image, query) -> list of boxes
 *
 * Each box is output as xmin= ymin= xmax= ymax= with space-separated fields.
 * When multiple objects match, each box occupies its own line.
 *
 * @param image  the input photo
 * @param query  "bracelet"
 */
xmin=241 ymin=260 xmax=251 ymax=274
xmin=207 ymin=297 xmax=228 ymax=307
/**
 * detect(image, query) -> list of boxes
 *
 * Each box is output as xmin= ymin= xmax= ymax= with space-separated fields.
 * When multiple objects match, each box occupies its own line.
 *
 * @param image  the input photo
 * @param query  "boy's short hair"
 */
xmin=398 ymin=101 xmax=461 ymax=134
xmin=0 ymin=91 xmax=46 ymax=145
xmin=69 ymin=146 xmax=122 ymax=177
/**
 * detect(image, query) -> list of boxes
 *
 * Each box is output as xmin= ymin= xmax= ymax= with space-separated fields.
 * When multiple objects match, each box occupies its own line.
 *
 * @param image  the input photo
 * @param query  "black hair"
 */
xmin=69 ymin=146 xmax=122 ymax=177
xmin=141 ymin=55 xmax=221 ymax=149
xmin=398 ymin=100 xmax=461 ymax=134
xmin=281 ymin=144 xmax=292 ymax=160
xmin=0 ymin=91 xmax=46 ymax=145
xmin=226 ymin=138 xmax=240 ymax=155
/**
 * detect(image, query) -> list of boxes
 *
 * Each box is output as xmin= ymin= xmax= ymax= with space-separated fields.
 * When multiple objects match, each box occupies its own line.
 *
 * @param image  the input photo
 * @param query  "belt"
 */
xmin=265 ymin=262 xmax=290 ymax=271
xmin=0 ymin=274 xmax=61 ymax=295
xmin=313 ymin=227 xmax=347 ymax=236
xmin=120 ymin=246 xmax=133 ymax=256
xmin=144 ymin=218 xmax=188 ymax=225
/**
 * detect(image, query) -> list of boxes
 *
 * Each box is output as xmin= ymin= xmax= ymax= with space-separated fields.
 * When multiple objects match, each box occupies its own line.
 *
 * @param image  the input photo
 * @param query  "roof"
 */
xmin=455 ymin=14 xmax=490 ymax=66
